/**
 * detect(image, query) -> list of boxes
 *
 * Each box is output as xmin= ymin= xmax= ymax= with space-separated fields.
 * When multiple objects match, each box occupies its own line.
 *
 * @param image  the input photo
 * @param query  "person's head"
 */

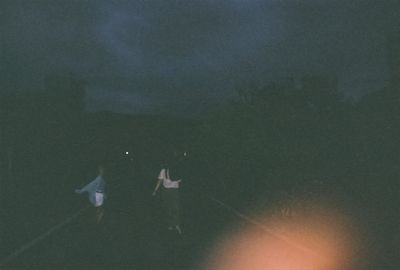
xmin=172 ymin=149 xmax=185 ymax=162
xmin=98 ymin=165 xmax=105 ymax=176
xmin=173 ymin=150 xmax=180 ymax=158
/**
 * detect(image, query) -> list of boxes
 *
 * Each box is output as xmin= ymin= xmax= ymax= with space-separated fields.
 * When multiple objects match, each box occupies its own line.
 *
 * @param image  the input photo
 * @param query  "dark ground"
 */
xmin=1 ymin=159 xmax=399 ymax=269
xmin=1 ymin=163 xmax=236 ymax=270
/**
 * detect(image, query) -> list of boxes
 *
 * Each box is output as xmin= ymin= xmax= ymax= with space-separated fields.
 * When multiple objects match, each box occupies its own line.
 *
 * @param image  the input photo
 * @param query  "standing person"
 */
xmin=153 ymin=158 xmax=182 ymax=234
xmin=75 ymin=165 xmax=107 ymax=224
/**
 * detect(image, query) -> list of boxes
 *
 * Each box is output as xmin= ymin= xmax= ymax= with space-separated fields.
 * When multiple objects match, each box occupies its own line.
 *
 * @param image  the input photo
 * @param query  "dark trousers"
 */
xmin=161 ymin=188 xmax=180 ymax=227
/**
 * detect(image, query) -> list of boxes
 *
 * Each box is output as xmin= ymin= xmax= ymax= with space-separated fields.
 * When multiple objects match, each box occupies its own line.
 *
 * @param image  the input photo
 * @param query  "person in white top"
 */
xmin=75 ymin=165 xmax=106 ymax=224
xmin=153 ymin=163 xmax=182 ymax=234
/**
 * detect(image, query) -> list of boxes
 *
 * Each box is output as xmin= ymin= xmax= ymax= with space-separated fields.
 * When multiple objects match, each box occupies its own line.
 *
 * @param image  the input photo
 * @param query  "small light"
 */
xmin=184 ymin=152 xmax=187 ymax=157
xmin=125 ymin=151 xmax=129 ymax=155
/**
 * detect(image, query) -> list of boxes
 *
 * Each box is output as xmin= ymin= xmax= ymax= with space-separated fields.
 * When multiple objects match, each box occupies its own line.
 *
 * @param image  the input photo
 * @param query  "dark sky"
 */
xmin=1 ymin=0 xmax=399 ymax=116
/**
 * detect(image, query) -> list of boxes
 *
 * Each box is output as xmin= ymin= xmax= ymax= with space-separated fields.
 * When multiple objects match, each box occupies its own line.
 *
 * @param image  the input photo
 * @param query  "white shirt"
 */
xmin=76 ymin=175 xmax=106 ymax=207
xmin=158 ymin=168 xmax=181 ymax=189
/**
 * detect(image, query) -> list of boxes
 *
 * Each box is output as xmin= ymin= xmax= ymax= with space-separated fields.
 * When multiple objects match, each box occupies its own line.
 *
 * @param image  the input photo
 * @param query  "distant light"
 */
xmin=184 ymin=152 xmax=187 ymax=157
xmin=125 ymin=151 xmax=129 ymax=155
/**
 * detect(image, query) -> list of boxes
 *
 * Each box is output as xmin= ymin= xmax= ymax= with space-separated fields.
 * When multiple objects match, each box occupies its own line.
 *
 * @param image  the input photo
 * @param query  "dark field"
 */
xmin=1 ymin=158 xmax=399 ymax=269
xmin=1 ymin=161 xmax=237 ymax=270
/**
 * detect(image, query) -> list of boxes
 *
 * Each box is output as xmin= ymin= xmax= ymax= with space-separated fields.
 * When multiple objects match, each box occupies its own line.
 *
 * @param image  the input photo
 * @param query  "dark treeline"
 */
xmin=2 ymin=74 xmax=399 ymax=210
xmin=194 ymin=75 xmax=400 ymax=202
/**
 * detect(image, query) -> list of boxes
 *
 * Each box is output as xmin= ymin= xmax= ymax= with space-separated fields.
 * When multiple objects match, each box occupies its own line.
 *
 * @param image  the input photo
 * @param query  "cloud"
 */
xmin=1 ymin=0 xmax=400 ymax=115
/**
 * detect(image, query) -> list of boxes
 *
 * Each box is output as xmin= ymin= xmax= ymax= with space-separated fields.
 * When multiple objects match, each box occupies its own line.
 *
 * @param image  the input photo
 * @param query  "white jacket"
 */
xmin=76 ymin=175 xmax=106 ymax=207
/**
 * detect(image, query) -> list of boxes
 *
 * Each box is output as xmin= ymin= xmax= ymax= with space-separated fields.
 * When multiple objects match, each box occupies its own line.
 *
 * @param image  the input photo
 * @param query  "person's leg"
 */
xmin=96 ymin=206 xmax=104 ymax=224
xmin=162 ymin=189 xmax=173 ymax=229
xmin=163 ymin=188 xmax=182 ymax=234
xmin=170 ymin=190 xmax=181 ymax=234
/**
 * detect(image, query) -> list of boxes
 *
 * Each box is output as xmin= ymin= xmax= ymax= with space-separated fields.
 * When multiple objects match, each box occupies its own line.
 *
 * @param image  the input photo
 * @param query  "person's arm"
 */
xmin=153 ymin=169 xmax=165 ymax=196
xmin=152 ymin=179 xmax=162 ymax=196
xmin=75 ymin=184 xmax=87 ymax=194
xmin=75 ymin=177 xmax=97 ymax=194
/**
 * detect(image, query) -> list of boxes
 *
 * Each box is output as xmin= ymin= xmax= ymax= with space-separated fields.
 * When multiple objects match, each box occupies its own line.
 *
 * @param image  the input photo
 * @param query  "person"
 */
xmin=75 ymin=165 xmax=107 ymax=224
xmin=153 ymin=158 xmax=182 ymax=234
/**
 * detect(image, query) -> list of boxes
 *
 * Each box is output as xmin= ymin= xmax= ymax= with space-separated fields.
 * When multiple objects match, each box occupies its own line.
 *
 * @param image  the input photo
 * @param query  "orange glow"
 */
xmin=202 ymin=202 xmax=361 ymax=270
